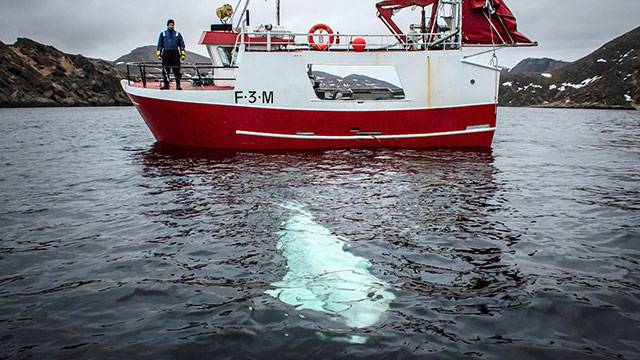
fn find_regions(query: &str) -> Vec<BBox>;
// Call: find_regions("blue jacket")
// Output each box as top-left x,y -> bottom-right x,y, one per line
157,29 -> 185,52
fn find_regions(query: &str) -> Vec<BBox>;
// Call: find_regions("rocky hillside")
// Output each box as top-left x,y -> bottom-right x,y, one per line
500,27 -> 640,109
312,71 -> 402,91
0,38 -> 130,107
509,57 -> 569,74
2,28 -> 639,109
114,45 -> 210,72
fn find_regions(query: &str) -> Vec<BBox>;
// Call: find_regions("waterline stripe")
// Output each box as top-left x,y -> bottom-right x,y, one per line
236,126 -> 496,141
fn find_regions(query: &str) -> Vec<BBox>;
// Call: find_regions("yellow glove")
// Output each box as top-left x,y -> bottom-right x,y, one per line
180,50 -> 186,61
156,50 -> 162,60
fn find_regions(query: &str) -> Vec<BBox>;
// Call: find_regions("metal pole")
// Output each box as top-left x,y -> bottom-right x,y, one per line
458,0 -> 462,48
276,0 -> 281,26
421,6 -> 427,48
235,0 -> 252,32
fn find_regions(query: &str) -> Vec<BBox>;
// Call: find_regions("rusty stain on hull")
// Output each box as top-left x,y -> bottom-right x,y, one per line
426,56 -> 432,108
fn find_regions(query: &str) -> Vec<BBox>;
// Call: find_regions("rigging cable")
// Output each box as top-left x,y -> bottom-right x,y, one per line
485,1 -> 500,108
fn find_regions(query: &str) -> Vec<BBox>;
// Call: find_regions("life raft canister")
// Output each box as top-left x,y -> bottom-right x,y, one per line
308,23 -> 335,51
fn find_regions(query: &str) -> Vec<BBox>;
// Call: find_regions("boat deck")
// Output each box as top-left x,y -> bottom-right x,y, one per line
128,82 -> 234,91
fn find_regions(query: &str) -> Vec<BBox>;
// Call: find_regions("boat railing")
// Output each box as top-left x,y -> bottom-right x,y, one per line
125,62 -> 238,88
234,30 -> 461,53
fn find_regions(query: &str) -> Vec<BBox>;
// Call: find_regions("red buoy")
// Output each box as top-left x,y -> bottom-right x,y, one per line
351,37 -> 367,52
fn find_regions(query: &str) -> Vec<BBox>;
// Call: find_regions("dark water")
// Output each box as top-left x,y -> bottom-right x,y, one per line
0,106 -> 639,359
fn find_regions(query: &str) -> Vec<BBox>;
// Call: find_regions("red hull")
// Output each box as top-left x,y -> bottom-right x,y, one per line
129,94 -> 497,150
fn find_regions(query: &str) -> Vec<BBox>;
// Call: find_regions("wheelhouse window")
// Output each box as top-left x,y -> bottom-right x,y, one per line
217,47 -> 234,67
308,65 -> 405,101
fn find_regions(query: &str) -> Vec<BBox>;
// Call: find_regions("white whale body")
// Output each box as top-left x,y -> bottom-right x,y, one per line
266,203 -> 395,329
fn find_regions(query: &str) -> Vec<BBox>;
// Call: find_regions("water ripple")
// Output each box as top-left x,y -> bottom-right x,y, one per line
0,107 -> 639,359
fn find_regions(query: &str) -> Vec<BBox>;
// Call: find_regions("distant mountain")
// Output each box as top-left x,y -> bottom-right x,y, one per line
2,29 -> 638,109
312,71 -> 342,83
500,26 -> 640,109
114,45 -> 210,72
509,57 -> 569,74
0,40 -> 213,108
0,38 -> 129,107
312,71 -> 402,91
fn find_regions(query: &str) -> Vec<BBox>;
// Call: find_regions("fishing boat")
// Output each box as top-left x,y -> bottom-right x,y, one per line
122,0 -> 535,150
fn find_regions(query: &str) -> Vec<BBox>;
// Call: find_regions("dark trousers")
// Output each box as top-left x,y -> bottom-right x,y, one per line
161,50 -> 181,88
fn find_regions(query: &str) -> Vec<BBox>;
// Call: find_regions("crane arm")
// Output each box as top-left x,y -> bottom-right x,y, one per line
376,0 -> 438,43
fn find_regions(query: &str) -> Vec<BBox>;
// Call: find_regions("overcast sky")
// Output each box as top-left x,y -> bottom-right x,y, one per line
1,0 -> 638,68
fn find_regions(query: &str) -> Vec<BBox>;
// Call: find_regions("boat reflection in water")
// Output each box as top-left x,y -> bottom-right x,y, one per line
133,143 -> 529,351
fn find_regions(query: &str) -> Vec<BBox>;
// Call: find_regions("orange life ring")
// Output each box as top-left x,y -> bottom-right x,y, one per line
308,23 -> 335,51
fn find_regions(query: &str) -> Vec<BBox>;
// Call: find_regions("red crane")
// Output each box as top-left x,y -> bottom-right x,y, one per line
375,0 -> 439,44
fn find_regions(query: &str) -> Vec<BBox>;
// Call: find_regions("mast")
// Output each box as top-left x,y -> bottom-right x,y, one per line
234,0 -> 252,32
276,0 -> 281,26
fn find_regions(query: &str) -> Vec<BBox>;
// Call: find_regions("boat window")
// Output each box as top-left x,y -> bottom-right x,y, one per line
308,65 -> 405,101
217,47 -> 234,67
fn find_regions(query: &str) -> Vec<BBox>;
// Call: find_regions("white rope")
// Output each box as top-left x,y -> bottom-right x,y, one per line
485,3 -> 500,105
483,11 -> 506,45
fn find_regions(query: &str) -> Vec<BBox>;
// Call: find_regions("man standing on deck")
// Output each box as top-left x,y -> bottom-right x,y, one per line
157,19 -> 186,90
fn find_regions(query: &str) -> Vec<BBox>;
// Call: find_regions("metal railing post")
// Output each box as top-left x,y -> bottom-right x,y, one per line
139,64 -> 147,88
194,64 -> 203,86
267,30 -> 272,52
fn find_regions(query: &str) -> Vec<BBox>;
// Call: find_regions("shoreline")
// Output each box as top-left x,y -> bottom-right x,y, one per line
1,103 -> 637,111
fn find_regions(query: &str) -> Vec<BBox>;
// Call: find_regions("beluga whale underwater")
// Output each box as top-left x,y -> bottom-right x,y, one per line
266,202 -> 395,342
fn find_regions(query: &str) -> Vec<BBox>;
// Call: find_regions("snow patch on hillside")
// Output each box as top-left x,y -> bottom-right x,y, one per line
557,76 -> 603,91
618,49 -> 634,63
524,83 -> 543,91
